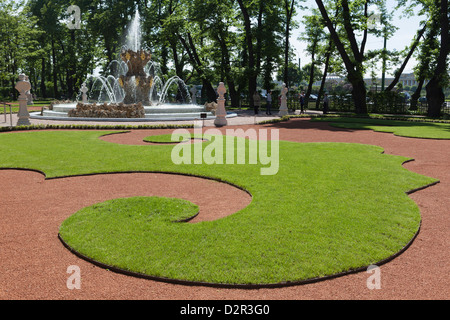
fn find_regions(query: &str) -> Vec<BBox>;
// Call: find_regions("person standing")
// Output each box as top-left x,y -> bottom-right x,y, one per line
253,91 -> 261,115
299,91 -> 305,114
266,90 -> 272,115
323,93 -> 329,114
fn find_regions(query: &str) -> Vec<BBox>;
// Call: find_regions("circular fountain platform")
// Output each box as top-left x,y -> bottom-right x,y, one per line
31,103 -> 237,122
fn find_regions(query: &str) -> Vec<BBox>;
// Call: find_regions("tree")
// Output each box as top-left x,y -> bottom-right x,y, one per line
398,0 -> 449,117
425,0 -> 449,117
299,10 -> 326,104
411,13 -> 440,108
188,0 -> 243,106
385,23 -> 427,91
0,0 -> 42,99
236,0 -> 258,107
315,0 -> 370,114
282,0 -> 300,87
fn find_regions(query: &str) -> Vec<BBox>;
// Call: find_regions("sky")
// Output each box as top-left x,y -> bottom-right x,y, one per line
291,0 -> 425,79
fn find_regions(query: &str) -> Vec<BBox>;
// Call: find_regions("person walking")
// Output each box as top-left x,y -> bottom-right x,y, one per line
266,90 -> 272,115
323,93 -> 329,114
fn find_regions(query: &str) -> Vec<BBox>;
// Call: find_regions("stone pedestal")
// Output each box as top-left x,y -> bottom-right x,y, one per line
214,82 -> 227,127
15,74 -> 31,126
278,83 -> 289,117
190,86 -> 198,105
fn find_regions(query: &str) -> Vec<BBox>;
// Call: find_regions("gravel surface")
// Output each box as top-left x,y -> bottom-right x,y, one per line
0,118 -> 448,300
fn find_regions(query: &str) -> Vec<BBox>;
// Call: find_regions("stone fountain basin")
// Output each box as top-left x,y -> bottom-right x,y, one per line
30,103 -> 237,122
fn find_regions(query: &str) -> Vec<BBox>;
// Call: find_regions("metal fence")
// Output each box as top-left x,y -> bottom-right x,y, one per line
234,93 -> 450,115
1,102 -> 13,127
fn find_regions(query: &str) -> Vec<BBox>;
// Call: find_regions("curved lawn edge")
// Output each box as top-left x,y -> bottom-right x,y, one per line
0,167 -> 252,200
57,209 -> 424,289
311,118 -> 450,140
328,122 -> 450,140
57,172 -> 439,289
0,130 -> 439,287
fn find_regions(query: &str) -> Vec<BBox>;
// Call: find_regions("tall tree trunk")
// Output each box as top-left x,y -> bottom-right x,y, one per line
385,24 -> 427,91
170,40 -> 183,79
237,0 -> 256,108
177,32 -> 217,102
217,33 -> 239,107
283,0 -> 295,87
410,77 -> 425,110
426,0 -> 449,118
305,44 -> 317,106
67,30 -> 76,99
316,0 -> 367,114
255,2 -> 264,74
316,41 -> 332,109
350,75 -> 367,114
40,57 -> 47,99
51,38 -> 58,99
316,9 -> 338,109
160,45 -> 169,76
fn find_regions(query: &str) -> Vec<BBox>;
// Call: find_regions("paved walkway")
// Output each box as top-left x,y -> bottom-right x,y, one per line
1,109 -> 323,128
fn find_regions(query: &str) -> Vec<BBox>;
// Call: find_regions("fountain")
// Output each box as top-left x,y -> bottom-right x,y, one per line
31,10 -> 237,122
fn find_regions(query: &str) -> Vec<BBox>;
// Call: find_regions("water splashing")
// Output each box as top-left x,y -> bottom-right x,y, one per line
76,10 -> 192,106
126,10 -> 141,52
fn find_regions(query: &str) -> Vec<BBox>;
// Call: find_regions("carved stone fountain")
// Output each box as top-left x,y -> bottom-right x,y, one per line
119,48 -> 153,106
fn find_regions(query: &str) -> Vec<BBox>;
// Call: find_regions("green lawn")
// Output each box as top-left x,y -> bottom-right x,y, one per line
0,130 -> 437,285
143,133 -> 205,143
312,116 -> 450,139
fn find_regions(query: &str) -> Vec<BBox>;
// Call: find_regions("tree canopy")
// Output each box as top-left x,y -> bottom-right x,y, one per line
0,0 -> 448,115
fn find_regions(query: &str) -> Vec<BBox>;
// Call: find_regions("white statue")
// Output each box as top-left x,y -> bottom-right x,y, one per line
15,74 -> 31,126
278,83 -> 289,117
24,76 -> 34,106
81,83 -> 89,103
190,86 -> 198,105
214,82 -> 227,127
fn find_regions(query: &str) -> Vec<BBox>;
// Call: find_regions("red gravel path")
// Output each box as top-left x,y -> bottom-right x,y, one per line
0,118 -> 448,300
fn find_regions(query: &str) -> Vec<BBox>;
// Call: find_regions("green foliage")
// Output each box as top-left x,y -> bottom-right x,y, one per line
0,1 -> 43,99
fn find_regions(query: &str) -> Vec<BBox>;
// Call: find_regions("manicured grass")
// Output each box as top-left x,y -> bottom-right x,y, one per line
60,197 -> 200,269
0,130 -> 437,285
312,116 -> 450,139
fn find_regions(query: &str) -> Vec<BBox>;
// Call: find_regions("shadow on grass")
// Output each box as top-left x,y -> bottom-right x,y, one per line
260,116 -> 450,139
259,117 -> 359,133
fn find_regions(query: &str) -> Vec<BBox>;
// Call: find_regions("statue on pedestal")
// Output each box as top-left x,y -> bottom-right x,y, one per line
190,86 -> 198,105
278,83 -> 289,117
81,83 -> 89,103
214,82 -> 227,127
15,74 -> 31,126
